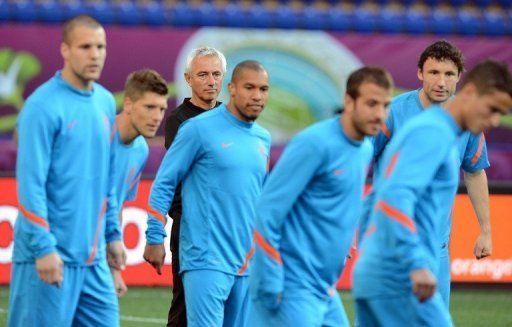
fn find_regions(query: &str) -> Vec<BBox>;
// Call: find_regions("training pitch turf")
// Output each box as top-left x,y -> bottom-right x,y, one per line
0,286 -> 511,326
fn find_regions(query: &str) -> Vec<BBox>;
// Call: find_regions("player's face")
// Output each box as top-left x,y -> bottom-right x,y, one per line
61,25 -> 106,87
126,92 -> 168,138
347,82 -> 392,137
463,87 -> 512,134
418,57 -> 460,104
228,69 -> 269,122
185,55 -> 223,106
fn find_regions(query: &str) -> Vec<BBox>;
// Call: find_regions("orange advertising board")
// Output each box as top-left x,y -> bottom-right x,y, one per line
0,178 -> 511,286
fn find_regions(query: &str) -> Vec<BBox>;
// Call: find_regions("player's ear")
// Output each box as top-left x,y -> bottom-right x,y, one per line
123,97 -> 133,114
184,72 -> 191,86
61,42 -> 69,61
460,82 -> 477,98
343,94 -> 354,112
417,68 -> 424,82
228,82 -> 235,96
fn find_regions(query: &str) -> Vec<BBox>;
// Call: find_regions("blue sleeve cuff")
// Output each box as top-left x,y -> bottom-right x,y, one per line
145,217 -> 166,245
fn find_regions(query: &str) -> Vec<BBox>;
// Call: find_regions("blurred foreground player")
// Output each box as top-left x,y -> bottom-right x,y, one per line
156,46 -> 226,327
363,40 -> 491,307
249,67 -> 393,326
353,60 -> 512,327
111,69 -> 169,297
9,15 -> 125,326
145,61 -> 271,326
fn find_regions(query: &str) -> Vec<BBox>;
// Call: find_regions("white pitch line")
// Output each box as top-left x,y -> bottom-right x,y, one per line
0,307 -> 164,325
120,315 -> 167,324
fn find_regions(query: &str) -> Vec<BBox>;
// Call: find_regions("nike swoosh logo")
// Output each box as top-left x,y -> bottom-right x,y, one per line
221,142 -> 234,148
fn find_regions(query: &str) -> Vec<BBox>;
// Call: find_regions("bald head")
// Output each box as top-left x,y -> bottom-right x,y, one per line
231,60 -> 267,83
62,15 -> 103,45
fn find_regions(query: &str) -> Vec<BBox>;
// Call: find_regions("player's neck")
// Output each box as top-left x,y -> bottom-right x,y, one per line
61,67 -> 94,91
190,96 -> 216,110
341,112 -> 363,141
116,115 -> 139,144
444,99 -> 465,131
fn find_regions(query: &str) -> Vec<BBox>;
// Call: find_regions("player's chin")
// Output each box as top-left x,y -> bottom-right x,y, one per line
142,130 -> 158,138
365,124 -> 381,136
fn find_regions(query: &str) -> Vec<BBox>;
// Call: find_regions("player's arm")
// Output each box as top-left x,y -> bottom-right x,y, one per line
253,134 -> 323,308
16,100 -> 62,286
104,102 -> 125,271
144,121 -> 202,274
372,111 -> 393,158
374,127 -> 450,301
461,133 -> 491,259
358,116 -> 394,241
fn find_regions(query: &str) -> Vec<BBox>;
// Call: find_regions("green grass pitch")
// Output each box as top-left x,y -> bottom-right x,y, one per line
1,286 -> 511,326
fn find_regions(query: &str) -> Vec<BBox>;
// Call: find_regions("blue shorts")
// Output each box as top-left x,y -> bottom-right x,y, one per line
355,293 -> 452,327
437,246 -> 451,308
249,291 -> 349,327
8,259 -> 118,327
182,269 -> 250,327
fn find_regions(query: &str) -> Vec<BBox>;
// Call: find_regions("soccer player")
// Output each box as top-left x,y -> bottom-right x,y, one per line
9,15 -> 125,326
353,60 -> 512,326
110,69 -> 169,297
162,46 -> 226,327
249,67 -> 393,326
144,60 -> 271,326
363,40 -> 491,306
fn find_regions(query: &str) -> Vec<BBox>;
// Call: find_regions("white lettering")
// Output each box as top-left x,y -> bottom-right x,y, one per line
121,206 -> 172,266
451,258 -> 512,281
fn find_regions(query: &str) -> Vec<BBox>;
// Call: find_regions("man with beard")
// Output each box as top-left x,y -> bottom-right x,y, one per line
249,66 -> 393,326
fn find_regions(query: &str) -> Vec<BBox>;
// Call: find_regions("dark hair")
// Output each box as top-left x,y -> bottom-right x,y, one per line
418,40 -> 464,74
231,60 -> 267,83
62,15 -> 102,44
346,66 -> 394,100
124,69 -> 169,101
460,60 -> 512,97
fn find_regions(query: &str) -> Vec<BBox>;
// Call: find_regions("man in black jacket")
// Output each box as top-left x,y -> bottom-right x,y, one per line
161,46 -> 226,327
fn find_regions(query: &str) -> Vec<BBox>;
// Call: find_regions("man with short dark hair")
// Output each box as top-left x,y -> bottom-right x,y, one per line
145,60 -> 271,326
110,69 -> 169,297
353,60 -> 512,327
363,40 -> 492,307
248,66 -> 393,326
143,46 -> 226,327
9,15 -> 124,326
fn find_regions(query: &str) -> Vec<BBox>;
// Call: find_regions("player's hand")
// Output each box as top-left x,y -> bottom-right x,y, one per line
111,268 -> 128,297
143,244 -> 166,275
107,240 -> 127,271
473,232 -> 492,260
410,268 -> 436,302
36,252 -> 63,287
259,291 -> 282,311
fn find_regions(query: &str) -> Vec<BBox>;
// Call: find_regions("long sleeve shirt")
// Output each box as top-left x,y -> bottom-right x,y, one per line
111,128 -> 148,213
14,71 -> 121,265
251,117 -> 373,299
146,104 -> 271,276
353,107 -> 461,298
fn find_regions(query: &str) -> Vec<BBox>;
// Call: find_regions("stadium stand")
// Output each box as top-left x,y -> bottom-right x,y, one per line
0,0 -> 510,36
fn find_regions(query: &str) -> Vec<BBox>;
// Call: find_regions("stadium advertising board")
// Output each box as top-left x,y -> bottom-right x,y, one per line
1,177 -> 511,286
